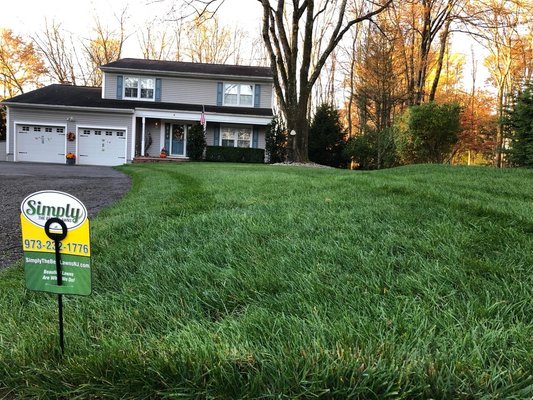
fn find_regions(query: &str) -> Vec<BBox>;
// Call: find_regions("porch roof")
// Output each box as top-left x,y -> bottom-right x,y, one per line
2,84 -> 274,118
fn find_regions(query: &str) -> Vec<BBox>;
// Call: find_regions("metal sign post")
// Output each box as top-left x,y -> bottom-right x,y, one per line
44,218 -> 68,354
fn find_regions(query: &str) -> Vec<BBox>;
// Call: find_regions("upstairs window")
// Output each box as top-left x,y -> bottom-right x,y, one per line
124,76 -> 155,100
224,83 -> 254,107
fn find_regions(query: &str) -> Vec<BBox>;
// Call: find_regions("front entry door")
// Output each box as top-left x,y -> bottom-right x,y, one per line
165,123 -> 186,156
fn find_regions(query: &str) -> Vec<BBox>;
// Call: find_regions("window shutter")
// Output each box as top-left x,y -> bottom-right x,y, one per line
217,82 -> 223,106
252,126 -> 259,148
254,84 -> 261,108
155,78 -> 162,101
116,75 -> 123,99
213,125 -> 220,145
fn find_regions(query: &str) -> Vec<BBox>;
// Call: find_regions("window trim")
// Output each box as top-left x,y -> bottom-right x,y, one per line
219,125 -> 253,148
222,82 -> 255,107
123,75 -> 156,101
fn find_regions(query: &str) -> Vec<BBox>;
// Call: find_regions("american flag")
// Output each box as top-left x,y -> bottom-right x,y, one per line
200,106 -> 206,129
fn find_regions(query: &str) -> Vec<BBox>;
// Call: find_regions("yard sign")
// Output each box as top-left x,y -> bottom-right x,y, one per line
20,190 -> 91,296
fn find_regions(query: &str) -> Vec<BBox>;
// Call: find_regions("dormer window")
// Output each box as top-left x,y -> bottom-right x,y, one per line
124,76 -> 155,100
224,83 -> 254,107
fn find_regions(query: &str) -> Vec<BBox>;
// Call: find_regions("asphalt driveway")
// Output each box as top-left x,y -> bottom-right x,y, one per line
0,162 -> 131,269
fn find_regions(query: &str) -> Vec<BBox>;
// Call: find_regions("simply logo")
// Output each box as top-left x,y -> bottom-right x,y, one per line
21,191 -> 88,230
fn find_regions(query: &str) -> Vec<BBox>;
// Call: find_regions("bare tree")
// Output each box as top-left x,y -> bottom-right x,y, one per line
138,21 -> 176,60
259,0 -> 392,162
82,8 -> 129,86
463,0 -> 532,167
33,20 -> 79,85
185,13 -> 246,64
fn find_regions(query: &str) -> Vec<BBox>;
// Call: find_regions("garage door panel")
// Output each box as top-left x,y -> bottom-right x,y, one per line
16,125 -> 65,163
78,128 -> 126,166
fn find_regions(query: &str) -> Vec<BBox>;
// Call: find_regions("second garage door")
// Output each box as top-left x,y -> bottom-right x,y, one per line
78,128 -> 126,166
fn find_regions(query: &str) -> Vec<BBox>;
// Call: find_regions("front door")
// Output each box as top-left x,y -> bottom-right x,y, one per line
164,123 -> 186,156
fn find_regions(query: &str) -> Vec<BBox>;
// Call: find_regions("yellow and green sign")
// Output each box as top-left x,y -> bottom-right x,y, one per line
20,191 -> 91,296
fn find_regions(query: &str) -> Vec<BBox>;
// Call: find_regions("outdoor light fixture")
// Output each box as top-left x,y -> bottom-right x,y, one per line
290,130 -> 296,136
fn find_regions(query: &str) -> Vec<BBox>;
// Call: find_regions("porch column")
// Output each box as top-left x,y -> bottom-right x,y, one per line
141,117 -> 146,156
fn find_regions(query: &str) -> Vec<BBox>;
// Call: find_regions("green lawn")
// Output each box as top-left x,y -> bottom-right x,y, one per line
1,163 -> 532,398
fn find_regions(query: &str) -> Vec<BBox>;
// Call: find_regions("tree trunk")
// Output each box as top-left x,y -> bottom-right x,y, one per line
429,18 -> 451,102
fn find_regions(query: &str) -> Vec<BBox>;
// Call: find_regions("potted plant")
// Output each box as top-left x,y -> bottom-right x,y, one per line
160,147 -> 168,158
66,152 -> 76,165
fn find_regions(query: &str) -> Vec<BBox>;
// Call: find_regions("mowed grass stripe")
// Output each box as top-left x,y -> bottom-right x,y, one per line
0,163 -> 531,399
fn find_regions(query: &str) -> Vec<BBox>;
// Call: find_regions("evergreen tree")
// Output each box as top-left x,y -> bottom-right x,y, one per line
309,104 -> 347,167
265,115 -> 287,163
507,82 -> 533,167
187,123 -> 206,161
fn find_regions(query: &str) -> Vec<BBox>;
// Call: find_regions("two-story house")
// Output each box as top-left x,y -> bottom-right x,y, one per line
2,58 -> 274,166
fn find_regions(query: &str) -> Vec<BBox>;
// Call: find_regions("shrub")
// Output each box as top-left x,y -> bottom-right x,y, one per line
205,146 -> 265,163
395,102 -> 461,164
345,127 -> 396,170
265,116 -> 287,163
186,123 -> 207,160
309,103 -> 348,168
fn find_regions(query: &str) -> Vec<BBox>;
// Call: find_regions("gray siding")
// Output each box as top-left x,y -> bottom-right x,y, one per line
104,73 -> 117,99
260,85 -> 273,110
0,141 -> 6,161
143,120 -> 163,157
161,77 -> 217,105
8,107 -> 134,162
104,72 -> 273,108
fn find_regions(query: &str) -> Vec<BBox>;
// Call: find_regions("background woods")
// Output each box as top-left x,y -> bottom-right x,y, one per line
1,0 -> 532,166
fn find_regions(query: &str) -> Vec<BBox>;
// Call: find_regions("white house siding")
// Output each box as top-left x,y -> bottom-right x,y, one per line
8,107 -> 133,163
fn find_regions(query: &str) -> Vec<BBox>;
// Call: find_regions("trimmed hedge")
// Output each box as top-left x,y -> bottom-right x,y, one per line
206,146 -> 265,163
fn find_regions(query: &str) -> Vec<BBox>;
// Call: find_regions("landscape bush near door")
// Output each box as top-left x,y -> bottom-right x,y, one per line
206,146 -> 265,163
186,123 -> 207,161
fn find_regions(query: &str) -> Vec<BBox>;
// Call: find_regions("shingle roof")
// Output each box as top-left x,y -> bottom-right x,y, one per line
101,58 -> 273,79
2,84 -> 274,117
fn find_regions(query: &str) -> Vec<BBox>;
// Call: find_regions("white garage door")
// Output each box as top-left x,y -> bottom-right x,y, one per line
16,124 -> 66,163
78,128 -> 126,166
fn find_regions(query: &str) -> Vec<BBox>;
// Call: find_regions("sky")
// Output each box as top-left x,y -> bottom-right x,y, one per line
1,0 -> 489,91
0,0 -> 262,56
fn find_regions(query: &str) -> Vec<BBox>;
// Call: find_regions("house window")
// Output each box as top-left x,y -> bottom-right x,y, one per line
94,130 -> 102,136
221,126 -> 251,148
116,132 -> 124,137
45,127 -> 53,132
124,76 -> 155,100
34,127 -> 41,132
22,126 -> 29,131
83,129 -> 90,135
224,83 -> 254,107
105,131 -> 113,136
57,128 -> 64,133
